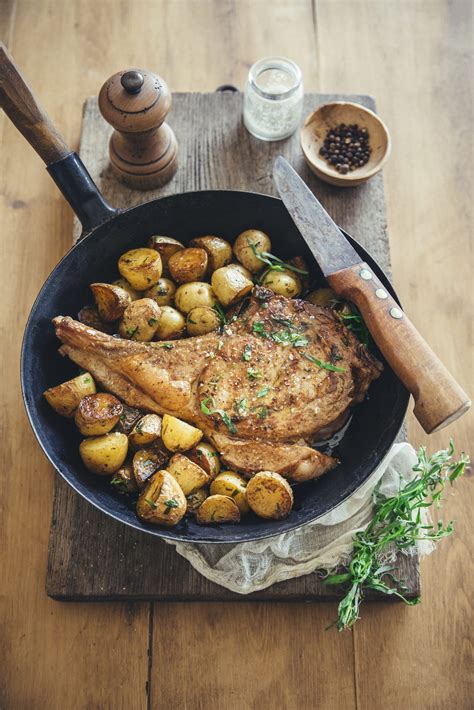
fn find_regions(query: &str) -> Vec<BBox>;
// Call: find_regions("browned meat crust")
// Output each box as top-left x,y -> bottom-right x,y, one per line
53,287 -> 382,481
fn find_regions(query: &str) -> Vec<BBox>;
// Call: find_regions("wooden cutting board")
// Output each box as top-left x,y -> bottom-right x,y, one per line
46,91 -> 419,601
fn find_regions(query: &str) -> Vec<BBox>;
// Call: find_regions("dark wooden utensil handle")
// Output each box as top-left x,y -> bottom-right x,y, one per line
0,43 -> 70,164
327,262 -> 471,433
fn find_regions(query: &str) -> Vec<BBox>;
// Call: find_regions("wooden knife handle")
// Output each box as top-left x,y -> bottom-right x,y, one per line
0,43 -> 70,164
327,262 -> 471,434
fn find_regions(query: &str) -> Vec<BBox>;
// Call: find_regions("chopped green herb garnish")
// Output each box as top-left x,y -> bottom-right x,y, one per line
257,386 -> 270,398
213,302 -> 228,325
135,419 -> 144,435
155,343 -> 174,349
271,330 -> 309,347
252,321 -> 267,336
127,326 -> 139,338
302,352 -> 346,372
187,317 -> 197,324
148,318 -> 158,326
247,367 -> 262,380
164,498 -> 179,514
247,240 -> 308,275
200,397 -> 237,434
231,489 -> 240,497
234,397 -> 248,416
255,405 -> 268,419
242,344 -> 252,361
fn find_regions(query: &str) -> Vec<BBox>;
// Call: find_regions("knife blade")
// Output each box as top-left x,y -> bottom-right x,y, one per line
272,156 -> 470,435
273,155 -> 361,276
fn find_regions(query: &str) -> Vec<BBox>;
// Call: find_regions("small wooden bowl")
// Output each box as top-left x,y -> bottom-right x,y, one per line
300,102 -> 391,187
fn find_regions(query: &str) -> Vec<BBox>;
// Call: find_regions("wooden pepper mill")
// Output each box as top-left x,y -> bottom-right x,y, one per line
98,68 -> 178,190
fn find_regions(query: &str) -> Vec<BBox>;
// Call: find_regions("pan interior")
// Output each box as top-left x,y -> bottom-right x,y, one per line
21,191 -> 408,543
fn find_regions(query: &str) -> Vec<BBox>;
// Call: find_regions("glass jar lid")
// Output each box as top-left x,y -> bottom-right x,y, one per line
248,57 -> 302,101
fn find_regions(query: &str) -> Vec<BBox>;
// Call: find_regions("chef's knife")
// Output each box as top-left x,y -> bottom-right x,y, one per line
273,156 -> 470,434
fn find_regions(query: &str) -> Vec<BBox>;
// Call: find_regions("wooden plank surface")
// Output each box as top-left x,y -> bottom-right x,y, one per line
46,90 -> 418,601
0,1 -> 472,708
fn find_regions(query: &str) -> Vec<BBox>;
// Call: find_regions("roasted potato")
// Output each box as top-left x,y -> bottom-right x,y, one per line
186,306 -> 221,336
260,268 -> 302,298
161,414 -> 203,452
136,470 -> 187,526
168,247 -> 208,284
90,282 -> 131,322
110,462 -> 138,494
78,305 -> 115,334
233,229 -> 271,273
43,372 -> 96,418
115,404 -> 143,435
211,265 -> 253,307
186,488 -> 209,514
231,263 -> 253,281
74,393 -> 123,436
245,471 -> 294,519
128,414 -> 162,449
189,236 -> 233,273
174,282 -> 216,314
306,288 -> 337,307
79,432 -> 128,475
167,453 -> 210,495
145,278 -> 177,306
118,248 -> 162,290
132,446 -> 169,490
118,298 -> 161,341
148,236 -> 185,272
112,277 -> 140,301
196,494 -> 240,524
188,441 -> 221,481
210,471 -> 250,514
154,305 -> 186,340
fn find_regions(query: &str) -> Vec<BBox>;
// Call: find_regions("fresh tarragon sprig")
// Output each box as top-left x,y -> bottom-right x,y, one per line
325,441 -> 469,631
248,240 -> 309,276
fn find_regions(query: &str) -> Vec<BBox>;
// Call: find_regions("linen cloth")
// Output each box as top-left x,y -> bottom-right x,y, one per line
166,443 -> 432,594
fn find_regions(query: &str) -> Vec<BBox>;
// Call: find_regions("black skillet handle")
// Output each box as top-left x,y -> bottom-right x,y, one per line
0,43 -> 117,234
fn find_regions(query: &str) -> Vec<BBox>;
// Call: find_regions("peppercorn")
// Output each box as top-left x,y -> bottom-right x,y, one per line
319,123 -> 371,174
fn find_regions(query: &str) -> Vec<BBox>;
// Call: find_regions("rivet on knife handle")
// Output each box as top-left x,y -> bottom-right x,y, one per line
327,262 -> 471,434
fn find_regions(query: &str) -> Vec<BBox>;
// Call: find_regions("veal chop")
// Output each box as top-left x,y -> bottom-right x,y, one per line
53,287 -> 382,481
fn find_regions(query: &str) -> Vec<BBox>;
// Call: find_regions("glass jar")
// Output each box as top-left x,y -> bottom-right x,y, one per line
243,57 -> 304,141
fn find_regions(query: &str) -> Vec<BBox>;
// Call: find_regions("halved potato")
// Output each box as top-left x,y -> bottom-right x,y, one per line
74,393 -> 123,436
233,229 -> 271,273
186,306 -> 221,336
167,453 -> 210,495
148,236 -> 185,272
145,278 -> 177,306
136,470 -> 187,526
118,298 -> 161,341
196,494 -> 240,524
168,247 -> 208,284
78,305 -> 115,334
43,372 -> 96,418
260,269 -> 302,298
112,277 -> 140,301
210,471 -> 250,514
190,236 -> 232,273
306,288 -> 337,307
154,305 -> 186,340
110,462 -> 138,494
211,265 -> 253,307
90,282 -> 132,322
245,471 -> 294,519
118,248 -> 162,290
132,446 -> 169,490
188,441 -> 221,481
186,488 -> 209,514
128,414 -> 162,449
174,282 -> 216,314
161,414 -> 203,452
79,432 -> 128,475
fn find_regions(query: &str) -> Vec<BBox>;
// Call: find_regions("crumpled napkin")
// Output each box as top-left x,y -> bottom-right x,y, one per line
166,443 -> 433,594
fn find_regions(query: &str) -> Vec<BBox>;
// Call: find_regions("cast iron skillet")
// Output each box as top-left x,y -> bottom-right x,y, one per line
1,47 -> 408,543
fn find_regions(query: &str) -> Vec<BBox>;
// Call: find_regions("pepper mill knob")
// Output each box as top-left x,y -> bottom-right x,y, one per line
98,68 -> 178,190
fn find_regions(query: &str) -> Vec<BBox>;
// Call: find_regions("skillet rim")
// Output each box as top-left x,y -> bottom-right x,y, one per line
20,189 -> 409,544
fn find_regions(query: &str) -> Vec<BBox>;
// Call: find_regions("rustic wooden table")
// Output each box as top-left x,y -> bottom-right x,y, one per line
0,1 -> 472,708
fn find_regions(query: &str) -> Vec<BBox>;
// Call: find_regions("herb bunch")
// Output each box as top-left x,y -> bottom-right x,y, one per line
325,441 -> 469,631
